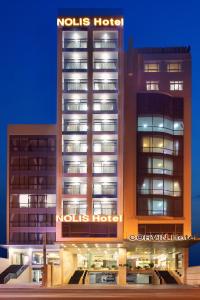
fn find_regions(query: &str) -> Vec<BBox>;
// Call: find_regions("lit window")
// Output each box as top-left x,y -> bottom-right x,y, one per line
148,199 -> 167,216
146,81 -> 159,91
170,81 -> 183,91
167,63 -> 182,72
144,63 -> 160,72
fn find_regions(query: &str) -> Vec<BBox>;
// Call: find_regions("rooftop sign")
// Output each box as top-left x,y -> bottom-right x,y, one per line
57,17 -> 124,27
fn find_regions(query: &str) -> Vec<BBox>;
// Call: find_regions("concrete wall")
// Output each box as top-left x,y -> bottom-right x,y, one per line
7,267 -> 31,285
60,250 -> 77,284
0,258 -> 10,273
186,266 -> 200,285
52,264 -> 62,286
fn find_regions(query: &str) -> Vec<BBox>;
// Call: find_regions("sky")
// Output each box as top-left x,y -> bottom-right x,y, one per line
0,0 -> 200,265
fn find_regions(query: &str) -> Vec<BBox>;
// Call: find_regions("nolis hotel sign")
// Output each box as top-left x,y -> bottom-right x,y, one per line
57,17 -> 124,27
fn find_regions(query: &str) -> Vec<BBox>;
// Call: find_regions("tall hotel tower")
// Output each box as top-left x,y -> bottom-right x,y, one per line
56,16 -> 124,241
3,13 -> 197,286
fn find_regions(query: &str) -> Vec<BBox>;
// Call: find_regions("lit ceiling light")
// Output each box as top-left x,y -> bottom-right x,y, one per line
83,244 -> 88,248
143,124 -> 148,128
174,123 -> 179,129
72,178 -> 81,183
73,33 -> 80,40
158,123 -> 163,128
157,182 -> 163,188
103,33 -> 109,40
95,244 -> 99,248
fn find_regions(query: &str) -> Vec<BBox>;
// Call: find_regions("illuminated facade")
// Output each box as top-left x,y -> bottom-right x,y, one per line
3,14 -> 197,286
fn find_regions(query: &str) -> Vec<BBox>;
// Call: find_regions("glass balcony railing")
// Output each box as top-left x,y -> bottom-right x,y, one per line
63,60 -> 87,70
93,184 -> 117,197
93,39 -> 118,49
93,202 -> 117,215
63,102 -> 87,112
93,102 -> 117,112
93,80 -> 118,91
93,163 -> 117,174
93,122 -> 117,132
63,143 -> 87,153
93,60 -> 118,70
63,184 -> 87,195
63,202 -> 87,215
63,39 -> 87,49
63,81 -> 88,92
64,163 -> 87,173
93,142 -> 117,153
63,123 -> 87,132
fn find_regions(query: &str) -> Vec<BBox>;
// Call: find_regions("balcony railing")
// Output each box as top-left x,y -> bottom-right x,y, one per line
63,39 -> 87,49
63,123 -> 87,132
93,142 -> 117,153
93,185 -> 117,197
93,204 -> 117,215
63,80 -> 88,92
64,164 -> 87,173
93,60 -> 118,70
63,143 -> 87,153
63,184 -> 87,195
93,80 -> 118,91
63,60 -> 87,70
93,163 -> 117,174
93,122 -> 117,132
93,102 -> 117,112
63,102 -> 87,112
93,39 -> 118,49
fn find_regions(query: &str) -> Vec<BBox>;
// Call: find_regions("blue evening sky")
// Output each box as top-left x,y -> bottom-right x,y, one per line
0,0 -> 200,264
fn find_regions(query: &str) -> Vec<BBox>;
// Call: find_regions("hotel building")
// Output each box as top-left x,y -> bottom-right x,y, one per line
1,14 -> 198,286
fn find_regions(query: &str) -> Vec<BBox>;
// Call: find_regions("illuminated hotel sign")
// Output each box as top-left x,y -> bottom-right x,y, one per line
128,234 -> 196,241
56,214 -> 123,222
57,17 -> 124,27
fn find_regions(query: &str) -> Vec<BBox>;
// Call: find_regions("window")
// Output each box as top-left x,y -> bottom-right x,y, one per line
139,178 -> 181,196
167,63 -> 182,72
138,116 -> 184,135
170,81 -> 183,91
63,199 -> 87,215
146,81 -> 159,91
144,63 -> 160,72
147,157 -> 173,175
93,200 -> 117,215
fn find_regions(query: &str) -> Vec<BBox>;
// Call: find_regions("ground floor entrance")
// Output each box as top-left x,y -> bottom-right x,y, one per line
6,240 -> 190,286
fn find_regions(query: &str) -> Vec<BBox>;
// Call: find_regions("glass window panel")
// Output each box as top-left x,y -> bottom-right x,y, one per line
144,63 -> 160,72
138,117 -> 152,131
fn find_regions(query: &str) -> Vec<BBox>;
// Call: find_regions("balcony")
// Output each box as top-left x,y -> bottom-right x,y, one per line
63,101 -> 87,113
93,122 -> 117,133
63,162 -> 87,174
93,60 -> 118,70
63,80 -> 87,92
63,142 -> 87,153
63,60 -> 87,70
63,200 -> 87,215
93,101 -> 117,112
63,183 -> 87,195
93,162 -> 117,175
63,122 -> 87,134
93,183 -> 117,197
93,142 -> 117,153
93,200 -> 117,215
93,80 -> 118,91
93,39 -> 118,49
63,39 -> 87,49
